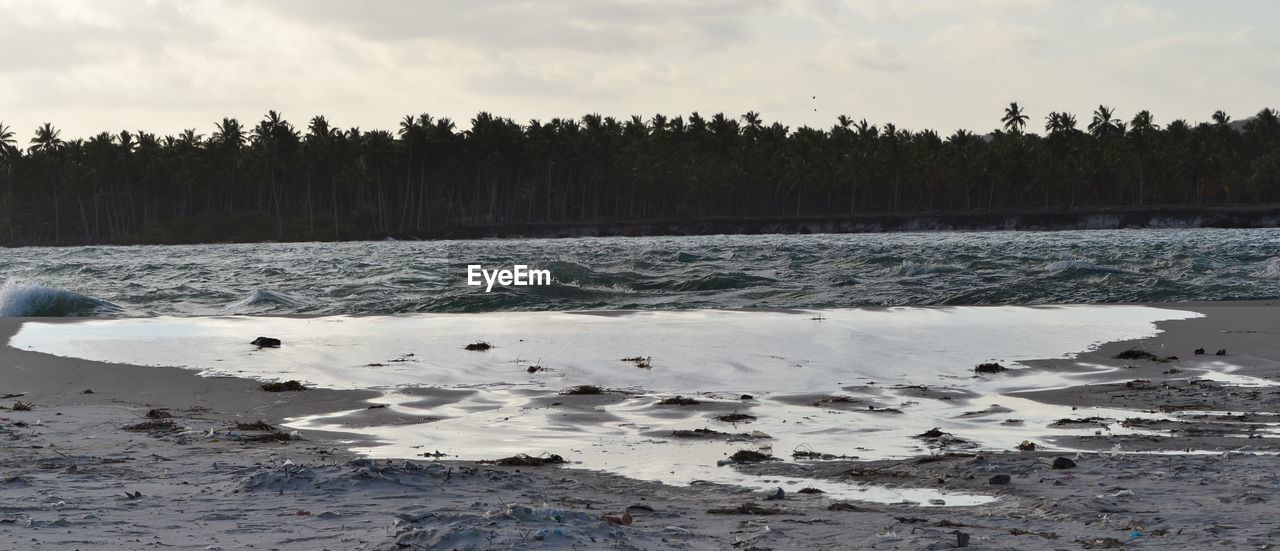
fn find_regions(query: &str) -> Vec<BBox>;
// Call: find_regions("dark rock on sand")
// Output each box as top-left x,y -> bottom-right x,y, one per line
1216,348 -> 1227,356
724,449 -> 777,463
916,427 -> 946,438
1194,348 -> 1206,355
259,380 -> 307,392
974,363 -> 1007,374
989,474 -> 1011,485
250,337 -> 281,348
1052,457 -> 1077,469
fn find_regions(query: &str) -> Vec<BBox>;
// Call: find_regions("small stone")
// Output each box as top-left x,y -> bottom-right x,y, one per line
1194,348 -> 1205,355
1052,457 -> 1076,469
989,474 -> 1011,485
1215,349 -> 1227,356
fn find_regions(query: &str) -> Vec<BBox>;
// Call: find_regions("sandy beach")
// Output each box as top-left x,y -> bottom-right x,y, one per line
4,303 -> 1280,549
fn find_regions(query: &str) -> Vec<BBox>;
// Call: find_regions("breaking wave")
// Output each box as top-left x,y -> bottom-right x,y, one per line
0,282 -> 121,317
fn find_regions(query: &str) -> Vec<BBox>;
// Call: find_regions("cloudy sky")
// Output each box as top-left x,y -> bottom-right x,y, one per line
1,0 -> 1276,140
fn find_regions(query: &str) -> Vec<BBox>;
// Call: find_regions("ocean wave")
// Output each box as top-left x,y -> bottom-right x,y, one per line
1261,257 -> 1280,278
893,260 -> 963,277
228,289 -> 309,312
663,272 -> 777,292
0,282 -> 121,317
1044,260 -> 1135,275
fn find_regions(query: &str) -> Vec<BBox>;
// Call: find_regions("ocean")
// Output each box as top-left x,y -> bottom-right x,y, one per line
1,228 -> 1278,317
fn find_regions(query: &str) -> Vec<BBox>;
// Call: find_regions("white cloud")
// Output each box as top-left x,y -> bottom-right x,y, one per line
0,0 -> 1275,139
1100,2 -> 1167,28
824,38 -> 905,71
924,21 -> 1043,60
843,0 -> 1050,22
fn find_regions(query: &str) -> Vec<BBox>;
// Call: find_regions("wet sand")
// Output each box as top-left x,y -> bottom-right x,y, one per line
4,303 -> 1280,549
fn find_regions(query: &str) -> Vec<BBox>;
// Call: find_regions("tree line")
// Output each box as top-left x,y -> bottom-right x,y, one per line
0,104 -> 1278,245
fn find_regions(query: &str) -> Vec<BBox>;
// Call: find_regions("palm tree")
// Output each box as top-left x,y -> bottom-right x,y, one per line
1044,112 -> 1078,136
30,123 -> 65,242
1001,102 -> 1029,134
30,123 -> 63,153
1088,105 -> 1122,137
0,122 -> 16,241
1128,110 -> 1159,205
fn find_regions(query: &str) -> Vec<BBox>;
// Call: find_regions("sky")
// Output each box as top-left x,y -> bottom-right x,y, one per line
1,0 -> 1277,140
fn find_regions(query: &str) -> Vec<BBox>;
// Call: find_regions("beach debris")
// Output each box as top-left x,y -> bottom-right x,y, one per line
482,453 -> 567,467
235,420 -> 274,431
1076,537 -> 1126,549
764,487 -> 785,500
10,401 -> 32,411
242,432 -> 292,443
124,491 -> 143,500
464,341 -> 493,351
1216,348 -> 1227,356
1017,440 -> 1037,451
1114,348 -> 1175,362
259,380 -> 307,392
123,419 -> 177,432
706,502 -> 784,515
989,474 -> 1012,485
721,449 -> 777,463
1009,528 -> 1060,540
657,395 -> 701,406
715,412 -> 757,423
620,356 -> 652,368
526,364 -> 544,373
250,336 -> 281,348
865,405 -> 903,413
601,511 -> 634,526
671,428 -> 735,439
0,393 -> 24,399
559,385 -> 604,395
915,453 -> 976,464
80,389 -> 94,394
1052,457 -> 1077,469
814,395 -> 858,406
1050,416 -> 1109,427
917,427 -> 947,438
145,409 -> 171,419
1194,348 -> 1205,355
797,487 -> 825,495
974,362 -> 1007,374
740,394 -> 754,400
367,404 -> 388,409
792,445 -> 857,460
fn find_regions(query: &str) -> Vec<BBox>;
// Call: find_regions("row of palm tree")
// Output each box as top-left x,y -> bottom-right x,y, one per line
1,104 -> 1278,245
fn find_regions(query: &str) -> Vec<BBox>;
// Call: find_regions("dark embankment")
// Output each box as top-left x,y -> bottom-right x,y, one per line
415,205 -> 1280,240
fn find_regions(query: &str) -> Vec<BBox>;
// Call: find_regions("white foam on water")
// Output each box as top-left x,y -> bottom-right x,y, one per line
9,305 -> 1204,505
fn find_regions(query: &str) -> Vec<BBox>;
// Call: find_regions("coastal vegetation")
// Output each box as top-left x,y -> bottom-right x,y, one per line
1,105 -> 1278,245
